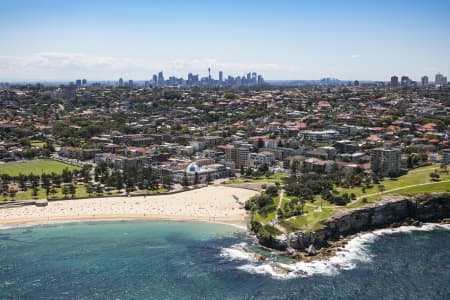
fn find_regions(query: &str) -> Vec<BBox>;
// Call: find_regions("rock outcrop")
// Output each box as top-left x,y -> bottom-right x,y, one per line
258,193 -> 450,252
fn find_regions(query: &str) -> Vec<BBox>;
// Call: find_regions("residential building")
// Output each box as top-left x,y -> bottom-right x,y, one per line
370,147 -> 401,177
224,145 -> 249,170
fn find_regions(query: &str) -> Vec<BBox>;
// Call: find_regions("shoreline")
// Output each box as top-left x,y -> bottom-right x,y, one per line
0,214 -> 249,230
0,186 -> 258,231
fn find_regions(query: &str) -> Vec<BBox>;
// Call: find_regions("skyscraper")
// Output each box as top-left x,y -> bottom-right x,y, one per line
400,76 -> 410,87
421,76 -> 429,86
118,78 -> 124,87
390,76 -> 399,87
219,71 -> 223,82
257,75 -> 264,85
435,73 -> 447,85
158,71 -> 164,86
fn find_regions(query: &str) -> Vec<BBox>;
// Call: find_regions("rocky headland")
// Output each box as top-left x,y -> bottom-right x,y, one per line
256,193 -> 450,258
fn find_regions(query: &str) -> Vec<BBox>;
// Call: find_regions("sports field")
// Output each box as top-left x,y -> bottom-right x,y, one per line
0,160 -> 80,176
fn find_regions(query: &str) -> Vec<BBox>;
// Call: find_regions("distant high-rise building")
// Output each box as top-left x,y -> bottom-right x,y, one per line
421,76 -> 429,86
257,75 -> 264,85
390,76 -> 399,87
370,147 -> 401,177
128,80 -> 134,87
118,78 -> 124,87
219,71 -> 223,82
435,73 -> 447,85
64,86 -> 77,101
158,71 -> 164,86
152,74 -> 158,84
82,79 -> 87,85
353,80 -> 359,86
75,79 -> 82,87
208,67 -> 211,82
400,76 -> 410,87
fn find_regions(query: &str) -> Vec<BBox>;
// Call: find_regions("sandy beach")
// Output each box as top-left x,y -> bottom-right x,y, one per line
0,186 -> 258,228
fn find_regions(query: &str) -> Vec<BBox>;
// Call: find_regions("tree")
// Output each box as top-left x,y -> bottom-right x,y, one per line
265,185 -> 278,197
62,168 -> 73,183
429,171 -> 440,181
95,184 -> 104,196
62,185 -> 70,198
50,186 -> 57,199
68,184 -> 77,198
81,165 -> 92,183
32,187 -> 39,199
86,183 -> 94,197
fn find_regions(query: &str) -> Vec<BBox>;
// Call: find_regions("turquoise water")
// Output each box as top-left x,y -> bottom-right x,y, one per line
1,221 -> 449,299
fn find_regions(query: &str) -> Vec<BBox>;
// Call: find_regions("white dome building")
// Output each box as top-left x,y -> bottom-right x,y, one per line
186,163 -> 200,174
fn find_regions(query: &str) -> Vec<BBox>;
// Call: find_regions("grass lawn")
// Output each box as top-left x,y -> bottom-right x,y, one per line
1,184 -> 121,201
337,165 -> 449,198
2,186 -> 173,202
276,165 -> 449,232
30,140 -> 46,148
227,172 -> 288,184
0,160 -> 81,176
132,188 -> 169,195
284,207 -> 335,232
252,195 -> 280,224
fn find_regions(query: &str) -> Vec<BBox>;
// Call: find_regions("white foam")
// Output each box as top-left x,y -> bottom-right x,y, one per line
220,243 -> 259,262
222,223 -> 450,279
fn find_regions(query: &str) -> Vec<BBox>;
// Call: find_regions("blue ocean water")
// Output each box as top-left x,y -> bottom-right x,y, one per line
0,221 -> 449,299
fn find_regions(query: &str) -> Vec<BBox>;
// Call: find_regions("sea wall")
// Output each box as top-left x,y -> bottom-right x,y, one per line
259,193 -> 450,252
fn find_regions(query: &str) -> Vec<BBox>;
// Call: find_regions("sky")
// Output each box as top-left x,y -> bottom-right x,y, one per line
0,0 -> 449,81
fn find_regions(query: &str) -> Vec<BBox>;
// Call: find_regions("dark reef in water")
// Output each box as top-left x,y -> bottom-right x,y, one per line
257,193 -> 450,257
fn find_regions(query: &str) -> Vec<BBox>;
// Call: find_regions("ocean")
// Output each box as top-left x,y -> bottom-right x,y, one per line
0,221 -> 449,299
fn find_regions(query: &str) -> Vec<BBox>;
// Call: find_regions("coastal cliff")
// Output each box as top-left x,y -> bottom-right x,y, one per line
257,193 -> 450,253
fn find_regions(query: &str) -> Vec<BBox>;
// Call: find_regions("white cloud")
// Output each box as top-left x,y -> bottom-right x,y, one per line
351,54 -> 361,59
0,52 -> 143,80
0,52 -> 295,80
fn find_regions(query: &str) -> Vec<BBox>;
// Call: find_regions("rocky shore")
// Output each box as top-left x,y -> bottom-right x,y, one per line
257,193 -> 450,258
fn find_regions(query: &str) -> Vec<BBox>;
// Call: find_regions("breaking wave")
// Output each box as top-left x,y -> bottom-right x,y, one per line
220,223 -> 450,279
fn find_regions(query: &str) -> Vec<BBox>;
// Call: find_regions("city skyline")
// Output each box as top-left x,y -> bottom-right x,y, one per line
0,0 -> 449,81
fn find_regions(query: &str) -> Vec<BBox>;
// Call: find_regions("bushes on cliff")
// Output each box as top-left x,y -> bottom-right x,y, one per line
244,188 -> 278,212
245,194 -> 274,211
250,220 -> 281,239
